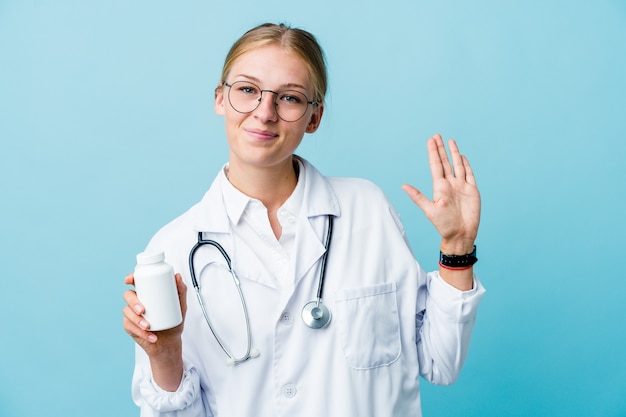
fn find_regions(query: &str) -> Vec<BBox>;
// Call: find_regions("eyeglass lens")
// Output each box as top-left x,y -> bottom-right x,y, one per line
226,81 -> 312,122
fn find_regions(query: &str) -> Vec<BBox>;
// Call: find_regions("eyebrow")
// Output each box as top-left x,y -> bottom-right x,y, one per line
233,74 -> 308,91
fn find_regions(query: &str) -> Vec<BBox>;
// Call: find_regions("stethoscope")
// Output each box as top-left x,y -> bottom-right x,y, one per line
188,215 -> 334,366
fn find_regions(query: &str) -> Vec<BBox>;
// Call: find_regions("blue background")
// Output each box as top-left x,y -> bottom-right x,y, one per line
1,1 -> 625,416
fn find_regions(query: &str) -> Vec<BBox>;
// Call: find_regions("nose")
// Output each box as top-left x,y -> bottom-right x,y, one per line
253,90 -> 279,122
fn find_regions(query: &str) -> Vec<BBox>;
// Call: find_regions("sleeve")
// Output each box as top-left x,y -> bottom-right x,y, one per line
131,345 -> 211,417
415,270 -> 486,385
380,187 -> 485,385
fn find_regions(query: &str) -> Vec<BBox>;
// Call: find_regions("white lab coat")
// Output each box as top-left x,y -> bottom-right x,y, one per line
132,157 -> 485,417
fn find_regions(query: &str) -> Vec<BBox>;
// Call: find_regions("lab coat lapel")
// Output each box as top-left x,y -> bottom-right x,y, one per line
292,157 -> 341,287
293,216 -> 327,288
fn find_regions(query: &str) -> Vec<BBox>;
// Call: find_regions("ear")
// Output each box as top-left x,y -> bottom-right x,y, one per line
214,87 -> 225,116
305,104 -> 324,133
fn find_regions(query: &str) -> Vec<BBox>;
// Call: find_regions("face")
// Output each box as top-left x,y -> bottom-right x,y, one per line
215,45 -> 324,172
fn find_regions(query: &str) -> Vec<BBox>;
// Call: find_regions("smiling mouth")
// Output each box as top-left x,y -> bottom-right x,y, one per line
246,128 -> 279,141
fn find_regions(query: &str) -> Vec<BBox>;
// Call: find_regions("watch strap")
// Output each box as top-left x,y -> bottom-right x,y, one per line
439,245 -> 477,269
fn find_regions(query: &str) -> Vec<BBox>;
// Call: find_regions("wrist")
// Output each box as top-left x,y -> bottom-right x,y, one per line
440,238 -> 476,255
149,344 -> 184,392
149,340 -> 183,363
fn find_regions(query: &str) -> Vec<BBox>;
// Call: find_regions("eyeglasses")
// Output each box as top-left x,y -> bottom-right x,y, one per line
223,80 -> 318,122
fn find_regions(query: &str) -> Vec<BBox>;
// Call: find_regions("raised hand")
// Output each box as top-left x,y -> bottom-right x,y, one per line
402,134 -> 481,257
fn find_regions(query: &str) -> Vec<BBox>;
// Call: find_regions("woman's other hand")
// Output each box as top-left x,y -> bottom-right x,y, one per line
123,273 -> 187,391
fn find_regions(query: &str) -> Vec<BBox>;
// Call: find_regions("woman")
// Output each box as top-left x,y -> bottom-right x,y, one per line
123,22 -> 485,416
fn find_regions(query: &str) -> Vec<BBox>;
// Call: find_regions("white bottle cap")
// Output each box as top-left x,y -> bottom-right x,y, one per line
136,251 -> 165,265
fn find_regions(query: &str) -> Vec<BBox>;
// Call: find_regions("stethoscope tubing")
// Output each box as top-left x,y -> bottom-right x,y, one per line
189,235 -> 254,365
315,215 -> 333,304
188,215 -> 334,365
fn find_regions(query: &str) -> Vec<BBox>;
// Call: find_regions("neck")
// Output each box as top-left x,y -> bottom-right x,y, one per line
226,157 -> 299,213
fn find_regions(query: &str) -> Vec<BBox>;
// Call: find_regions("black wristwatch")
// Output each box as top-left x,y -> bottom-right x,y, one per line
439,245 -> 478,269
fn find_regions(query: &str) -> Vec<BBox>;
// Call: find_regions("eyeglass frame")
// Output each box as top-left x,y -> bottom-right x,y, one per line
222,80 -> 319,122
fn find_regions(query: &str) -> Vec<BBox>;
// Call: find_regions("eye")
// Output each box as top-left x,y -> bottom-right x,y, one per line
279,91 -> 304,104
237,83 -> 259,95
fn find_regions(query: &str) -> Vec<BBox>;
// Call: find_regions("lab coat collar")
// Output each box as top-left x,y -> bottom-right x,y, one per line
219,166 -> 250,227
190,168 -> 230,234
191,156 -> 341,233
295,155 -> 341,219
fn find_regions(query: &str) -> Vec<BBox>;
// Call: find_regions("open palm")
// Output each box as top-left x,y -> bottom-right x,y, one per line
402,134 -> 481,254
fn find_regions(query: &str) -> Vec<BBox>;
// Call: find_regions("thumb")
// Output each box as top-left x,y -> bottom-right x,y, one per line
402,184 -> 432,215
174,273 -> 188,316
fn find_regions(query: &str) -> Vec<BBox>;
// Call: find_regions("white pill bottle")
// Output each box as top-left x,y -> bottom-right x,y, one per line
134,251 -> 183,331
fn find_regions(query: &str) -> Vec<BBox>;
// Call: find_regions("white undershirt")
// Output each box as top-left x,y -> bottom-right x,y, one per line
220,160 -> 305,288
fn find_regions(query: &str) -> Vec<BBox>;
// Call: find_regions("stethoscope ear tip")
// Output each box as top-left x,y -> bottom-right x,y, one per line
250,348 -> 260,358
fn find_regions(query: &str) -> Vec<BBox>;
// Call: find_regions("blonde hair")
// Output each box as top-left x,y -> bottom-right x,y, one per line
218,23 -> 327,104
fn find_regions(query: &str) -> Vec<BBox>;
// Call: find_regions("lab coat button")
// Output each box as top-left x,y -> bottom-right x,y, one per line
280,312 -> 293,325
281,383 -> 297,398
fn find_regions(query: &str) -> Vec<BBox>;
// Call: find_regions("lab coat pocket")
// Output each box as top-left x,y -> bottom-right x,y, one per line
335,282 -> 401,369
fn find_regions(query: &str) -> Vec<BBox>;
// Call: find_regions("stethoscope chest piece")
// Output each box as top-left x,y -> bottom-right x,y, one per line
301,300 -> 332,329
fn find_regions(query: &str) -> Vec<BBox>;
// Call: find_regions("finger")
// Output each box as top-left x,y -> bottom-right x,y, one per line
427,136 -> 445,180
124,273 -> 135,285
462,155 -> 477,186
448,139 -> 466,180
122,275 -> 158,345
433,134 -> 453,179
123,313 -> 158,344
402,184 -> 434,217
174,273 -> 188,316
175,273 -> 187,295
122,304 -> 150,331
123,289 -> 145,316
122,300 -> 157,343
